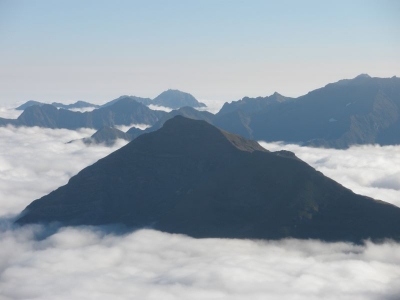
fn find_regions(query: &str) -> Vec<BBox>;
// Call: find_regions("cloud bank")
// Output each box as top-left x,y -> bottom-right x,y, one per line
0,226 -> 399,300
259,142 -> 400,208
0,125 -> 127,216
0,107 -> 22,119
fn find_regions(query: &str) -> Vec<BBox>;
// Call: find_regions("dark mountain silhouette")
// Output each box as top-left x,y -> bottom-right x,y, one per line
216,75 -> 400,148
16,100 -> 99,110
16,116 -> 400,243
81,126 -> 132,146
2,97 -> 166,130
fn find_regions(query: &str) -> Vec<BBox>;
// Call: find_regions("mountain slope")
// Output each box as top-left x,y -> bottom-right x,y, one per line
16,116 -> 400,243
15,100 -> 44,110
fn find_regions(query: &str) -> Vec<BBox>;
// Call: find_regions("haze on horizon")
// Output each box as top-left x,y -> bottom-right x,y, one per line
0,0 -> 399,105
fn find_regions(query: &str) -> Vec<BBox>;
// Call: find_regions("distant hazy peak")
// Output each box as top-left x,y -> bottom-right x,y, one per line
354,73 -> 371,79
153,90 -> 206,109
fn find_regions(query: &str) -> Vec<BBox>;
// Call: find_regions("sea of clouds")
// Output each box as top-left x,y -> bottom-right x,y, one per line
0,107 -> 399,299
259,142 -> 400,208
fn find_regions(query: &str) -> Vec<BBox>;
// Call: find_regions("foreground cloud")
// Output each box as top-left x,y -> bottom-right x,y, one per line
259,142 -> 400,208
0,226 -> 399,300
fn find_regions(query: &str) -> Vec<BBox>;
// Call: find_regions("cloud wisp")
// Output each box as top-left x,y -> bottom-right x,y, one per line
259,142 -> 400,208
147,104 -> 174,112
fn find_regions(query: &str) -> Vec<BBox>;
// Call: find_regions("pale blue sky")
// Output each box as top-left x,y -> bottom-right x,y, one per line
0,0 -> 399,105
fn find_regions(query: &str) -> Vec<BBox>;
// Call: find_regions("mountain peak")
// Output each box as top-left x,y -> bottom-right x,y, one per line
153,90 -> 206,109
161,116 -> 266,153
354,73 -> 371,79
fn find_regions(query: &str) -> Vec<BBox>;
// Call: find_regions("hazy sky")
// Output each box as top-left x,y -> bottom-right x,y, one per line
0,0 -> 399,105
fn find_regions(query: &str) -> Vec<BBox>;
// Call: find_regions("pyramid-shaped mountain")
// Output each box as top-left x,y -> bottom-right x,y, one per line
82,126 -> 132,146
16,116 -> 400,242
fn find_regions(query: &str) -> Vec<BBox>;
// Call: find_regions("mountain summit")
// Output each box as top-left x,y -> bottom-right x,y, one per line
16,116 -> 400,242
152,89 -> 206,108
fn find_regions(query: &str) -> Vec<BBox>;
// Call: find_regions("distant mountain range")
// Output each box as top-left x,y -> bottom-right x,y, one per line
114,90 -> 206,109
215,74 -> 400,148
15,89 -> 206,111
3,75 -> 400,149
1,98 -> 165,129
16,116 -> 400,243
16,100 -> 100,110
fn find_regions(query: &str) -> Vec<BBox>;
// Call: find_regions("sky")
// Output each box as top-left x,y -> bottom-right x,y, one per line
0,124 -> 399,299
0,0 -> 399,106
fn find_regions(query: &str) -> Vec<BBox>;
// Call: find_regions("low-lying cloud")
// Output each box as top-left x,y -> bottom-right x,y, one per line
148,104 -> 174,112
115,123 -> 151,132
0,226 -> 399,300
0,125 -> 127,216
0,107 -> 22,119
259,142 -> 400,208
68,107 -> 97,113
1,114 -> 400,299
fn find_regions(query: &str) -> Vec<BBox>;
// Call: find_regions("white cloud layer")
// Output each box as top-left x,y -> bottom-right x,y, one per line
147,104 -> 173,112
115,123 -> 151,132
259,142 -> 400,208
0,115 -> 400,299
0,125 -> 127,217
0,226 -> 399,300
68,107 -> 97,113
0,107 -> 22,119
